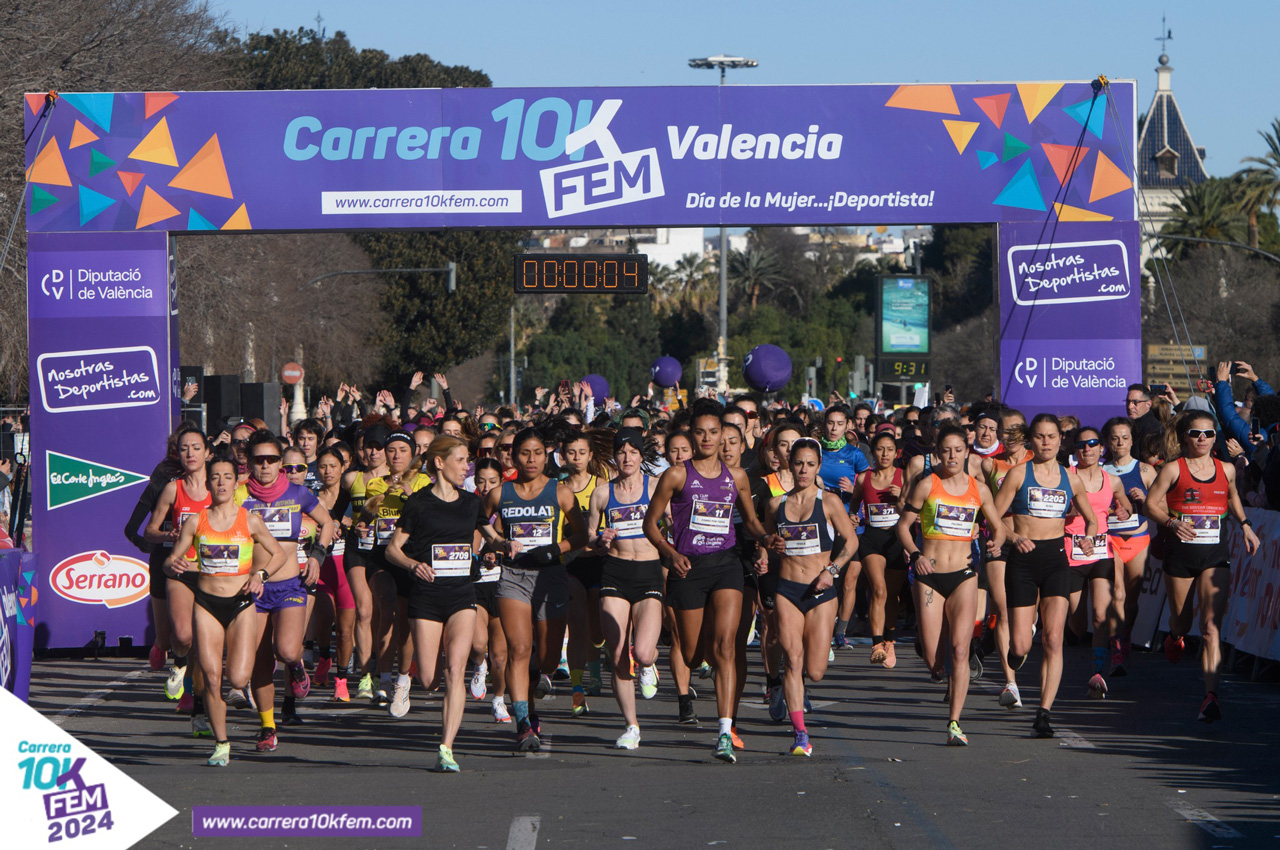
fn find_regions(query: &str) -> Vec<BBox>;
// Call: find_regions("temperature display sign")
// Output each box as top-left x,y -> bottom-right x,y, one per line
515,254 -> 648,294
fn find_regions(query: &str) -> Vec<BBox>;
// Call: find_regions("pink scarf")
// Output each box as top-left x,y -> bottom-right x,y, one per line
246,475 -> 290,504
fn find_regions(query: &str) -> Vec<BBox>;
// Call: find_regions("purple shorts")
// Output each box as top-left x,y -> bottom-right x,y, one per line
255,574 -> 308,613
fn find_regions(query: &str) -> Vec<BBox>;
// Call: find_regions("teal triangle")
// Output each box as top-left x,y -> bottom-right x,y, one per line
15,609 -> 26,626
78,184 -> 118,225
187,209 -> 218,231
22,570 -> 35,583
61,93 -> 114,132
993,159 -> 1046,212
1001,132 -> 1030,162
976,150 -> 999,170
1063,94 -> 1107,140
30,185 -> 59,213
88,148 -> 116,177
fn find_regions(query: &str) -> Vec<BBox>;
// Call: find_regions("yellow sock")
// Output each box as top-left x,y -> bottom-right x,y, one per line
570,669 -> 583,689
258,709 -> 275,730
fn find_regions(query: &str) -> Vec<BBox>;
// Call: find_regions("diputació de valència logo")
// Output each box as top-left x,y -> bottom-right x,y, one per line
2,688 -> 177,848
539,100 -> 665,218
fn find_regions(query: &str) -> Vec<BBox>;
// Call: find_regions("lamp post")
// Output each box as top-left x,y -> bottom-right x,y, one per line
689,54 -> 757,392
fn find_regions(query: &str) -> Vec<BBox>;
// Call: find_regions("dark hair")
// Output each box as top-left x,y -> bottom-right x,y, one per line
316,446 -> 345,467
511,426 -> 548,456
936,424 -> 969,449
1100,417 -> 1133,463
1176,409 -> 1216,444
1070,425 -> 1101,446
689,398 -> 724,427
722,421 -> 744,441
1127,383 -> 1151,399
292,417 -> 326,444
731,393 -> 758,407
207,449 -> 238,479
871,430 -> 899,450
790,437 -> 822,463
247,429 -> 283,455
825,403 -> 851,422
1028,412 -> 1062,434
473,457 -> 504,479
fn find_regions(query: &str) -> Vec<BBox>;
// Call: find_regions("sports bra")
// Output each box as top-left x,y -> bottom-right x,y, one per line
919,473 -> 982,541
775,491 -> 836,557
860,468 -> 903,530
605,477 -> 650,541
1009,463 -> 1073,519
169,478 -> 211,559
195,507 -> 253,577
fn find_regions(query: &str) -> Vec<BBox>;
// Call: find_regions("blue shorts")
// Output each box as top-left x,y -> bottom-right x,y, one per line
255,574 -> 308,613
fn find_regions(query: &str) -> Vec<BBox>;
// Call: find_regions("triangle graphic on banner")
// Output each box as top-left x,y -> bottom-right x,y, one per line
145,92 -> 179,119
135,186 -> 181,230
1064,94 -> 1108,140
1054,202 -> 1114,222
168,135 -> 233,198
127,117 -> 178,167
973,93 -> 1010,128
77,185 -> 118,226
25,93 -> 45,116
0,689 -> 178,847
88,149 -> 116,177
976,150 -> 999,170
942,119 -> 979,154
1041,143 -> 1090,185
221,203 -> 251,230
1015,83 -> 1063,124
46,451 -> 148,510
1001,132 -> 1031,162
1089,151 -> 1133,202
187,209 -> 219,231
885,84 -> 960,114
30,186 -> 60,214
25,137 -> 72,187
61,93 -> 115,132
993,160 -> 1046,211
117,171 -> 144,196
69,120 -> 99,150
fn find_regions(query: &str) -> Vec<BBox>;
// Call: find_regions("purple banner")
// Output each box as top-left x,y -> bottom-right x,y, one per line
0,550 -> 34,700
24,83 -> 1136,233
997,221 -> 1142,429
192,806 -> 421,838
27,232 -> 173,650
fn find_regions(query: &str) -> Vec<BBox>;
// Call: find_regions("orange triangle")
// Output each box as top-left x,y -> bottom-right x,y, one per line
69,119 -> 99,149
973,93 -> 1010,129
942,119 -> 979,155
135,185 -> 181,229
26,93 -> 46,115
1016,83 -> 1064,124
1089,151 -> 1133,203
25,137 -> 72,187
1054,202 -> 1113,222
145,92 -> 179,119
221,203 -> 251,231
1041,143 -> 1090,185
885,84 -> 960,115
118,171 -> 144,196
128,117 -> 178,166
168,135 -> 233,198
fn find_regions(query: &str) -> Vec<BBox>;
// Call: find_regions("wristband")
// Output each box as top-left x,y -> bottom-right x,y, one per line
825,563 -> 841,579
1241,518 -> 1253,527
256,569 -> 269,582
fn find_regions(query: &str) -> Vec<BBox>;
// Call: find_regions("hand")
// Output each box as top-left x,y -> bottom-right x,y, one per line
475,404 -> 486,417
942,388 -> 955,404
337,383 -> 349,401
423,398 -> 439,412
1226,438 -> 1245,459
838,476 -> 855,493
0,458 -> 12,476
813,570 -> 834,593
409,371 -> 424,391
163,556 -> 187,577
349,385 -> 363,401
912,553 -> 935,575
506,539 -> 524,557
647,382 -> 655,398
534,386 -> 548,401
243,573 -> 265,599
985,538 -> 1003,560
577,380 -> 591,400
1113,504 -> 1130,522
1235,361 -> 1259,382
1163,386 -> 1180,406
434,372 -> 449,391
1244,524 -> 1261,555
670,552 -> 691,578
279,398 -> 289,421
1127,486 -> 1145,502
378,389 -> 396,408
599,528 -> 618,545
886,484 -> 901,498
631,395 -> 643,407
303,557 -> 321,586
753,552 -> 769,575
1216,361 -> 1232,383
412,562 -> 436,582
1169,518 -> 1196,543
181,381 -> 199,402
1075,535 -> 1095,558
1015,535 -> 1035,554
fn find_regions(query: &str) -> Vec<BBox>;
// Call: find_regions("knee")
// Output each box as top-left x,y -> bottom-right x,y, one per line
507,639 -> 532,659
713,635 -> 736,661
808,665 -> 827,683
871,584 -> 887,602
633,647 -> 657,668
1041,632 -> 1063,654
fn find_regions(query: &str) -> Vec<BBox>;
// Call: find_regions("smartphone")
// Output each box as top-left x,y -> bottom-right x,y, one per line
945,384 -> 953,394
1152,383 -> 1169,395
1230,363 -> 1241,376
1252,417 -> 1261,437
558,379 -> 570,396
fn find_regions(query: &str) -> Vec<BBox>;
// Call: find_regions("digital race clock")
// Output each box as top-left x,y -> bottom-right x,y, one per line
514,253 -> 648,294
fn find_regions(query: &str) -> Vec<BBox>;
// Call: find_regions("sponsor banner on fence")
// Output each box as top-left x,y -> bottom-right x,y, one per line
25,83 -> 1135,233
1220,508 -> 1280,662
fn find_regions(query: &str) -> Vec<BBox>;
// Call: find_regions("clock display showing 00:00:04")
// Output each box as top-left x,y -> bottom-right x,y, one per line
515,254 -> 648,293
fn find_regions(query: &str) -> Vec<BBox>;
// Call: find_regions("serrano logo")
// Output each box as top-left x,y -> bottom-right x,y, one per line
49,551 -> 150,608
540,100 -> 664,218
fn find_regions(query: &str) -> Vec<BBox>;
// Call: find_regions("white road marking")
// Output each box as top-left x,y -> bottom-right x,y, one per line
506,814 -> 541,850
52,669 -> 148,725
1167,800 -> 1244,839
1057,730 -> 1096,749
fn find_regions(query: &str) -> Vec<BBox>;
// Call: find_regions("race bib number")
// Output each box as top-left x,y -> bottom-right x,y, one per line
331,536 -> 346,557
296,541 -> 308,565
161,518 -> 174,548
476,562 -> 501,583
608,505 -> 646,538
690,498 -> 733,536
1027,487 -> 1067,519
375,516 -> 397,546
867,503 -> 899,529
779,523 -> 821,556
253,506 -> 294,539
510,521 -> 554,550
199,543 -> 242,575
935,503 -> 977,538
357,525 -> 375,551
1179,513 -> 1221,544
1109,510 -> 1141,532
1071,534 -> 1110,561
431,544 -> 473,577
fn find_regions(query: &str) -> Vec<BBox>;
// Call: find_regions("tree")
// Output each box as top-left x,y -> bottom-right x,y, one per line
728,244 -> 783,309
1236,118 -> 1280,249
1160,178 -> 1247,259
673,252 -> 713,312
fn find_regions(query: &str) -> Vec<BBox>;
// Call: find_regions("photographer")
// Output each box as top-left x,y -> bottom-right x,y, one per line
1213,361 -> 1275,462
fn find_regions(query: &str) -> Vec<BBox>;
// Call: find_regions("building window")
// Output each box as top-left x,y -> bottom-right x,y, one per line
1156,149 -> 1178,180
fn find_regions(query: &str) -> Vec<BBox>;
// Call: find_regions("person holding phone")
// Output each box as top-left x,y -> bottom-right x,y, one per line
1213,360 -> 1276,462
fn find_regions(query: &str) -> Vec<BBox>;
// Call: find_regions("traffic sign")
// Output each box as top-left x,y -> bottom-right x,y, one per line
281,362 -> 304,385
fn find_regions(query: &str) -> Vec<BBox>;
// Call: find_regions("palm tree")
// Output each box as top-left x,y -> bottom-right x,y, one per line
728,245 -> 783,309
1235,118 -> 1280,249
1160,178 -> 1247,260
673,252 -> 713,312
647,261 -> 680,314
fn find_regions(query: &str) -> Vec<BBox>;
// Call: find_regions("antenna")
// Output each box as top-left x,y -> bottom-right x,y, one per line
1155,13 -> 1172,53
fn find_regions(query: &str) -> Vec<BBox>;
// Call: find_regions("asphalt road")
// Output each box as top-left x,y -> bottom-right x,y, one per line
28,636 -> 1280,850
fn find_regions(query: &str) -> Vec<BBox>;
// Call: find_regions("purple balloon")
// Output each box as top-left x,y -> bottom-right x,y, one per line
650,356 -> 682,388
742,344 -> 792,392
583,373 -> 610,400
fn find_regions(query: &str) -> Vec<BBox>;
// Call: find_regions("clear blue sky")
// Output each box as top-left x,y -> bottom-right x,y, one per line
212,0 -> 1278,178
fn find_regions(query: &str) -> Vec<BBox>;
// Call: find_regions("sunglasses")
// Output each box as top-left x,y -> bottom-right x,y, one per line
252,455 -> 281,465
232,439 -> 249,447
499,443 -> 514,452
282,463 -> 307,474
744,410 -> 759,420
1187,429 -> 1217,439
478,447 -> 494,458
481,422 -> 500,431
1074,439 -> 1101,449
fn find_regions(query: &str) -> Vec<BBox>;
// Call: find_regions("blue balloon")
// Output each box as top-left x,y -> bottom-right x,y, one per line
650,356 -> 682,388
583,374 -> 610,400
742,344 -> 792,392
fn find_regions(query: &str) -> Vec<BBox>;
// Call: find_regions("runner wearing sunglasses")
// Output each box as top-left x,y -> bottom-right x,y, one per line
848,428 -> 907,668
341,423 -> 391,701
1144,412 -> 1260,722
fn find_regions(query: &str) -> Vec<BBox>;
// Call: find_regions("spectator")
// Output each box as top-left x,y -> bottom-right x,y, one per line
1126,384 -> 1164,444
1213,360 -> 1276,460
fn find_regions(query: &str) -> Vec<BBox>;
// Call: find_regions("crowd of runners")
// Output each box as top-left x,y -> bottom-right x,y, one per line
124,365 -> 1265,769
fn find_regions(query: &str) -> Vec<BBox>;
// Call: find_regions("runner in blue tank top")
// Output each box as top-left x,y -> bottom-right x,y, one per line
1101,417 -> 1158,676
644,399 -> 776,764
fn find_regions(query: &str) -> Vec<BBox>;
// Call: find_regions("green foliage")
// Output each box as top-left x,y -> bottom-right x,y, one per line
1161,177 -> 1248,258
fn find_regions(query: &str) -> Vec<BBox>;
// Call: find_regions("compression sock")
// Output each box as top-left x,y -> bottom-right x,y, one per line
1092,647 -> 1107,675
789,710 -> 807,734
320,645 -> 332,660
834,619 -> 849,639
192,694 -> 205,717
884,628 -> 896,643
282,695 -> 296,716
678,693 -> 694,711
587,659 -> 602,686
513,700 -> 530,725
570,669 -> 584,694
379,672 -> 393,690
173,654 -> 188,668
258,709 -> 275,730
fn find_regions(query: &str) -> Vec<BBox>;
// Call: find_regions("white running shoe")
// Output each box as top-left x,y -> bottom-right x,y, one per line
492,695 -> 512,723
470,661 -> 488,701
225,686 -> 247,710
615,725 -> 641,750
388,679 -> 411,717
999,682 -> 1023,709
165,664 -> 186,700
639,665 -> 658,700
534,673 -> 554,699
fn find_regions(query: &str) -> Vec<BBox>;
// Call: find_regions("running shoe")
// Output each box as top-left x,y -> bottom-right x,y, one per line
470,661 -> 488,701
177,692 -> 194,714
790,731 -> 812,757
534,673 -> 554,699
828,647 -> 835,662
1197,692 -> 1222,723
999,682 -> 1022,709
375,688 -> 389,708
492,696 -> 512,723
315,657 -> 331,689
678,698 -> 698,726
1112,637 -> 1132,677
947,720 -> 968,746
697,661 -> 714,680
389,679 -> 411,717
191,714 -> 213,738
149,644 -> 166,671
287,662 -> 310,699
435,744 -> 460,773
1088,673 -> 1108,700
869,641 -> 887,664
767,684 -> 787,723
355,674 -> 374,701
1032,709 -> 1054,739
255,727 -> 278,752
553,659 -> 570,681
639,665 -> 658,700
571,692 -> 590,717
833,633 -> 851,651
165,663 -> 186,700
930,668 -> 946,685
584,668 -> 603,697
207,741 -> 231,767
1164,633 -> 1185,664
516,720 -> 541,753
332,678 -> 350,703
687,684 -> 698,700
225,687 -> 248,710
280,709 -> 305,726
615,725 -> 642,750
803,690 -> 812,713
882,641 -> 897,669
969,640 -> 983,681
529,712 -> 542,737
713,733 -> 737,763
730,726 -> 745,750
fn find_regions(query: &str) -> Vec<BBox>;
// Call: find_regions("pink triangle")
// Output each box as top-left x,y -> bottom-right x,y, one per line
145,92 -> 179,119
117,171 -> 144,196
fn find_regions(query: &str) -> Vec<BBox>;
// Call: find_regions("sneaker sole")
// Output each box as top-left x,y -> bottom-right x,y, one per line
947,736 -> 968,746
517,737 -> 541,753
998,693 -> 1019,709
713,751 -> 736,764
389,703 -> 411,718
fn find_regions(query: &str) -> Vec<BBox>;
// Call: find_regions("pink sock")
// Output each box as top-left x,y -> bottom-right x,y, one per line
790,710 -> 806,733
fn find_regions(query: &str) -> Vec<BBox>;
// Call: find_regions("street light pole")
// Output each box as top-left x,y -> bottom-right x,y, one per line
690,54 -> 757,393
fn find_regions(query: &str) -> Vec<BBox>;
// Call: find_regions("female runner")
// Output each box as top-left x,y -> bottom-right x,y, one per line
1101,417 -> 1157,676
1144,412 -> 1259,722
980,415 -> 1031,708
759,423 -> 802,718
850,428 -> 907,668
469,458 -> 511,722
342,423 -> 390,700
312,447 -> 355,699
660,430 -> 705,725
